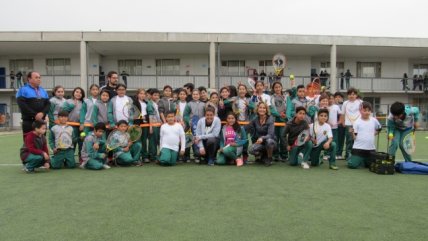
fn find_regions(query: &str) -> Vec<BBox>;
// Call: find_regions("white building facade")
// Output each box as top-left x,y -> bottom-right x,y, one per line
0,32 -> 427,128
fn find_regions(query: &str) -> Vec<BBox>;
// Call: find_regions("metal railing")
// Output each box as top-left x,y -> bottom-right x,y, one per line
1,74 -> 427,93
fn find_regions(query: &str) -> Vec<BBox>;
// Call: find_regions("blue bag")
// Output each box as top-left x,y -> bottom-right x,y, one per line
395,161 -> 428,175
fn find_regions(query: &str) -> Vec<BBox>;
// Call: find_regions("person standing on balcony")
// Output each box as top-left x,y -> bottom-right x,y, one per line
16,71 -> 50,140
344,69 -> 352,89
16,71 -> 23,88
100,71 -> 119,98
120,70 -> 129,86
9,70 -> 15,89
401,73 -> 409,91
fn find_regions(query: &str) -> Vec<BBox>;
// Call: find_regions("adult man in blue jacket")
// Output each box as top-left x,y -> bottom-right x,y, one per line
16,71 -> 50,140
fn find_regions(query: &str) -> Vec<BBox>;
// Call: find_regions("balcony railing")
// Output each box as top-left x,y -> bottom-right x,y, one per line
0,75 -> 426,93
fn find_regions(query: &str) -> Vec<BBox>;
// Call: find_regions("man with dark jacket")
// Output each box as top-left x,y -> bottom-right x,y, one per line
100,71 -> 119,98
16,71 -> 50,140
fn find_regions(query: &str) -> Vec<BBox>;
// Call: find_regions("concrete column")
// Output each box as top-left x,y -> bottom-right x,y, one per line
209,42 -> 216,89
330,44 -> 337,93
80,40 -> 88,93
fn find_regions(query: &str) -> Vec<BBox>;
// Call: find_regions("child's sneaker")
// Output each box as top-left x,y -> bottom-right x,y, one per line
207,159 -> 214,166
103,164 -> 111,169
336,155 -> 343,160
23,167 -> 35,174
301,161 -> 310,169
79,164 -> 86,169
194,158 -> 200,164
143,158 -> 150,163
329,164 -> 339,170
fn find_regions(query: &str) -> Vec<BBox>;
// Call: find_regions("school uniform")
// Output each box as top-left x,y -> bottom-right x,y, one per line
341,99 -> 363,159
270,94 -> 293,161
347,117 -> 381,168
62,99 -> 85,157
159,122 -> 186,166
284,117 -> 312,166
50,124 -> 76,169
309,121 -> 337,167
387,105 -> 419,162
20,131 -> 50,172
146,100 -> 161,161
113,131 -> 142,165
81,132 -> 107,170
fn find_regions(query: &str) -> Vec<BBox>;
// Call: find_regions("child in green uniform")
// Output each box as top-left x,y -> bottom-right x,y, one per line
284,106 -> 312,169
113,120 -> 142,166
387,101 -> 420,162
309,109 -> 338,170
81,123 -> 110,170
50,110 -> 76,169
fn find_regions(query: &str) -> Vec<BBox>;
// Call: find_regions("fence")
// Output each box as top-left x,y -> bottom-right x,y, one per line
1,74 -> 427,92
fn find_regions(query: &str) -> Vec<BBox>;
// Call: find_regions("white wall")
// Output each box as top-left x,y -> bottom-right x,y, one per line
101,55 -> 209,76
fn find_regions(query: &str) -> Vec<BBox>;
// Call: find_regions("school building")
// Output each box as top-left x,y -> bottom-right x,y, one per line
0,31 -> 427,129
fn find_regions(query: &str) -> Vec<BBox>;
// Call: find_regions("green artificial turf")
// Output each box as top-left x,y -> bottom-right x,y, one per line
0,131 -> 427,241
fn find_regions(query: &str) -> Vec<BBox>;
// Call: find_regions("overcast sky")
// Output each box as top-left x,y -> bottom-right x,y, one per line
1,0 -> 427,38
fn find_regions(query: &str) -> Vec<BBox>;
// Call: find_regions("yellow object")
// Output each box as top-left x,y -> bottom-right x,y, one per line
388,133 -> 393,137
290,74 -> 295,80
80,132 -> 86,137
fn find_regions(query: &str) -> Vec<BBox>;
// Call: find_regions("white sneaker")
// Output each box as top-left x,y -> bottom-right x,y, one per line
301,162 -> 310,169
103,164 -> 111,169
79,164 -> 86,169
194,158 -> 200,164
323,155 -> 329,161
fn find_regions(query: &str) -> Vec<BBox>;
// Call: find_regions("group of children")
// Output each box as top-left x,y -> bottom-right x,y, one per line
19,80 -> 419,173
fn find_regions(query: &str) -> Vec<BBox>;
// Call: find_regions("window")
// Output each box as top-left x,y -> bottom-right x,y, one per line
156,59 -> 180,75
412,64 -> 428,77
258,60 -> 272,72
9,59 -> 33,74
118,59 -> 143,75
46,58 -> 71,75
357,62 -> 381,78
320,62 -> 344,76
363,97 -> 381,114
221,60 -> 245,76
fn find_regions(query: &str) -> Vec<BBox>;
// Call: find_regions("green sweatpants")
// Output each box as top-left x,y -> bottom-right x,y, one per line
85,158 -> 106,170
148,127 -> 160,161
347,153 -> 373,169
116,142 -> 142,165
72,126 -> 83,157
51,148 -> 75,169
344,126 -> 354,159
216,146 -> 238,165
273,126 -> 288,159
159,148 -> 179,166
388,128 -> 413,162
288,141 -> 313,166
140,127 -> 149,159
309,141 -> 337,166
24,154 -> 46,171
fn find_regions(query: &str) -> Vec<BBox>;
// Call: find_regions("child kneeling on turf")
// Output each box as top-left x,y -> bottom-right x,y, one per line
309,109 -> 338,170
20,120 -> 50,173
50,110 -> 76,169
216,112 -> 247,166
113,120 -> 142,166
387,101 -> 419,162
284,106 -> 312,169
80,122 -> 110,170
347,101 -> 382,169
158,111 -> 185,166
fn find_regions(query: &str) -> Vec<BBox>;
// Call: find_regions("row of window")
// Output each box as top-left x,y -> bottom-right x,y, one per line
8,59 -> 428,77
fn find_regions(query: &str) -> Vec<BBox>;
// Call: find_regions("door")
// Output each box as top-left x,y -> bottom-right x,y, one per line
0,67 -> 5,88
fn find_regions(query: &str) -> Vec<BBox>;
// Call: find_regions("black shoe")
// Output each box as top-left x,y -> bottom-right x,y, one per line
264,158 -> 272,167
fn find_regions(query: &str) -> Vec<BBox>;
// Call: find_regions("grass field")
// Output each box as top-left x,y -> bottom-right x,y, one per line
0,131 -> 427,241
